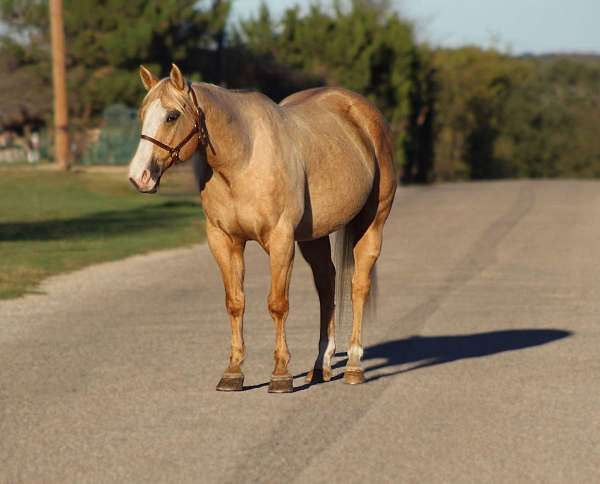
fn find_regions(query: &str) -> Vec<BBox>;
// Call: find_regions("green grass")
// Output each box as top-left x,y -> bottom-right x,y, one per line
0,166 -> 204,299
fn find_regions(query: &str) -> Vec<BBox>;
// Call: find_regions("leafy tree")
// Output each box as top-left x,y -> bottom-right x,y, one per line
494,61 -> 570,178
0,0 -> 230,124
0,39 -> 50,131
402,46 -> 436,183
432,48 -> 518,179
535,57 -> 600,177
433,47 -> 600,180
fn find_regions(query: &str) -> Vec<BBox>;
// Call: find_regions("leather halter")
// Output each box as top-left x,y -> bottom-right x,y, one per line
140,83 -> 210,170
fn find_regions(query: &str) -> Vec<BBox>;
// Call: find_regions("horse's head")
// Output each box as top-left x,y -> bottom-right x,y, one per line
129,64 -> 202,193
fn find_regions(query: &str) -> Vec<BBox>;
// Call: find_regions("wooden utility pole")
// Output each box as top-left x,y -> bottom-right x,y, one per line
49,0 -> 70,170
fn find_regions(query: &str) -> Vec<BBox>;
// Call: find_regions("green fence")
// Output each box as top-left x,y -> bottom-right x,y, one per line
80,104 -> 139,165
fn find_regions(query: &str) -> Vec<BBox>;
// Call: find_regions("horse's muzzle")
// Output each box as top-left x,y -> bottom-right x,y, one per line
129,176 -> 160,193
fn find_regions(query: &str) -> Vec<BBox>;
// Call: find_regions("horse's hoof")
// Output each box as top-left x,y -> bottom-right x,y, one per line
216,373 -> 244,392
344,368 -> 365,385
268,375 -> 293,393
305,368 -> 331,383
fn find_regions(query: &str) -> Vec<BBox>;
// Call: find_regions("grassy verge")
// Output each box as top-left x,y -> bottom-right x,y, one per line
0,165 -> 204,299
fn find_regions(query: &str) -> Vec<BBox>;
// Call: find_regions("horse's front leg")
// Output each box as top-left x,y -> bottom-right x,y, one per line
266,226 -> 295,393
206,220 -> 247,392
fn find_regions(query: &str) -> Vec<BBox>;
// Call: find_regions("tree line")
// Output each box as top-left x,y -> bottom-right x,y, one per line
1,0 -> 599,182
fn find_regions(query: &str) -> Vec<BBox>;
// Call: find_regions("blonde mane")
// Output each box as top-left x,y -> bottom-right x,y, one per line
140,79 -> 197,120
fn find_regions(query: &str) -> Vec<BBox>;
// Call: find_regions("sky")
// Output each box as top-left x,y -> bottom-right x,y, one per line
231,0 -> 600,55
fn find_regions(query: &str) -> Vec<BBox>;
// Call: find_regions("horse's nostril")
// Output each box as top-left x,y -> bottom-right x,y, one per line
141,169 -> 151,184
129,177 -> 140,190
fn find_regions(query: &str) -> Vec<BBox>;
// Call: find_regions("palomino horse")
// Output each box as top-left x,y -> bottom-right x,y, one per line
128,64 -> 396,393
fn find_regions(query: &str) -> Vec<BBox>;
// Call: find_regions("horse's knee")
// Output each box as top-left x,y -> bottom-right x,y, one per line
268,296 -> 289,320
226,293 -> 245,318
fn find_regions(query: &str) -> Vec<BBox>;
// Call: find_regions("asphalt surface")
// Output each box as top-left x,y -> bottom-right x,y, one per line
1,181 -> 599,483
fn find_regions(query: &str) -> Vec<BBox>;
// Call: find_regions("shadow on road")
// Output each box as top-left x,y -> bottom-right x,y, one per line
358,328 -> 572,382
0,201 -> 198,242
284,328 -> 572,391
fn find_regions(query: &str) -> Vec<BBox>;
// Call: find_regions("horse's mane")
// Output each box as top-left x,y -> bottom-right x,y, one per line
139,79 -> 198,119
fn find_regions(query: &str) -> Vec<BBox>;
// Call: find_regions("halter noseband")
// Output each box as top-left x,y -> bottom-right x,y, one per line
140,83 -> 210,170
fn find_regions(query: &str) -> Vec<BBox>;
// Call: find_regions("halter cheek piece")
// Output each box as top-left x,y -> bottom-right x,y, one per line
140,83 -> 211,170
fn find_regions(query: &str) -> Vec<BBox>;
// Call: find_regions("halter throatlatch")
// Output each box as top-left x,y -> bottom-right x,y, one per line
140,83 -> 212,170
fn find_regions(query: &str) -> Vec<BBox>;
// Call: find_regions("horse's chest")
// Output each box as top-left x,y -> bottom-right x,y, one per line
201,182 -> 276,241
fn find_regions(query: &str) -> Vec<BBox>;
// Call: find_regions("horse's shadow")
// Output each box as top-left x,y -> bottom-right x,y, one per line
244,328 -> 572,392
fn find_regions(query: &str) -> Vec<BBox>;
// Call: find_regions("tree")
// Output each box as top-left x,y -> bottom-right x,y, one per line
432,48 -> 517,179
0,0 -> 231,124
49,0 -> 69,169
433,48 -> 600,180
0,47 -> 50,131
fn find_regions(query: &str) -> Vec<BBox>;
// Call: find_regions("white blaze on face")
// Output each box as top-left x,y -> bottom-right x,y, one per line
128,99 -> 167,182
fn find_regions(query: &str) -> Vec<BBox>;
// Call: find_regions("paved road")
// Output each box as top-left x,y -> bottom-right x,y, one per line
1,181 -> 598,483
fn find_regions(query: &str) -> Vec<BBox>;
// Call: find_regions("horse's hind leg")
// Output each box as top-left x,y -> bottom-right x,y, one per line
206,220 -> 247,392
298,236 -> 336,383
345,197 -> 394,384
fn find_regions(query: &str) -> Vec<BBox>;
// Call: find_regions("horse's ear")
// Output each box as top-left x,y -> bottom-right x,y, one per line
169,63 -> 186,91
139,65 -> 158,91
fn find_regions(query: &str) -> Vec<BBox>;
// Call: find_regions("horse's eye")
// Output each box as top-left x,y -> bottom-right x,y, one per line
166,111 -> 180,123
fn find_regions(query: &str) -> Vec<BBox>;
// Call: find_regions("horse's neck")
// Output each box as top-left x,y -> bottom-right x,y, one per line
195,84 -> 250,175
